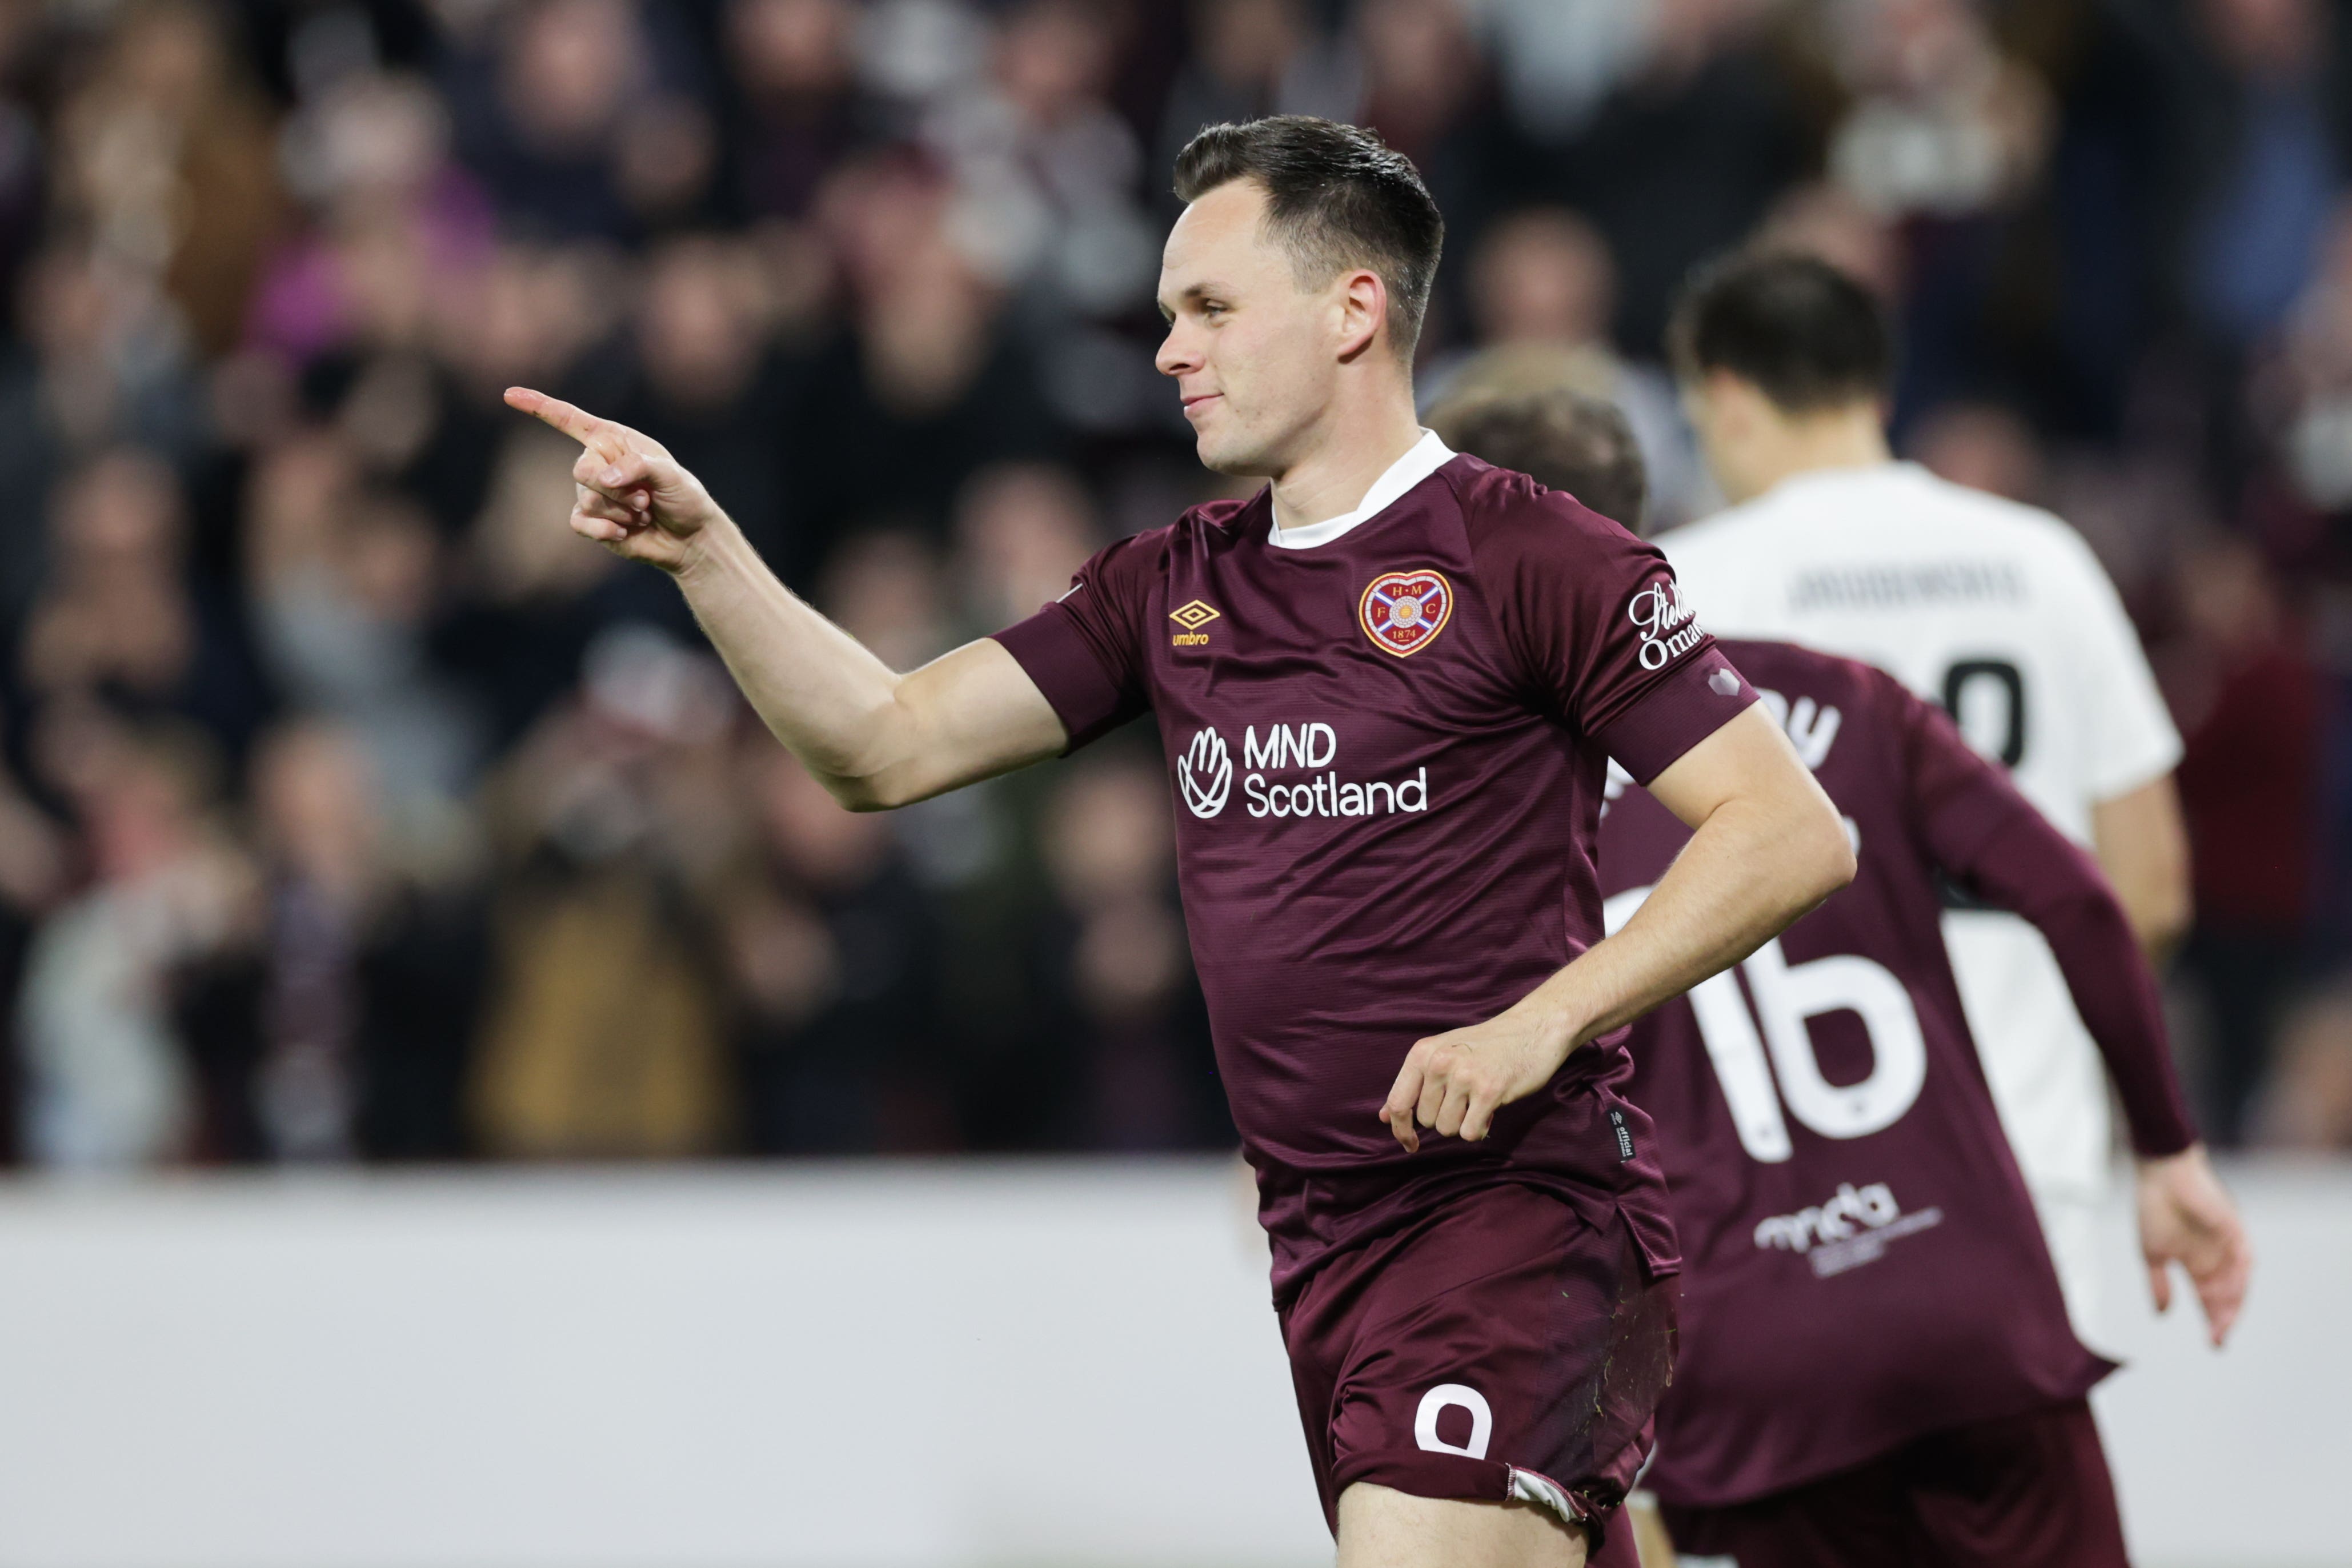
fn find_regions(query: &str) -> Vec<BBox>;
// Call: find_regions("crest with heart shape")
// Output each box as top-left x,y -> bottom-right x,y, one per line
1359,568 -> 1454,657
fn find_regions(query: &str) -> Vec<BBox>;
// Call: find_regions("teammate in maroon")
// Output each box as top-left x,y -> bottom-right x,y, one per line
504,117 -> 1854,1567
1599,639 -> 2251,1567
1438,383 -> 2252,1566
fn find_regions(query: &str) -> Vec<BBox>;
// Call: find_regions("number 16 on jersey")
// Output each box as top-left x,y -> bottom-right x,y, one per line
1604,886 -> 1927,1164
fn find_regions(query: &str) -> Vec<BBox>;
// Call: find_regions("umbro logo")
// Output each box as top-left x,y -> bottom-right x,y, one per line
1169,599 -> 1220,647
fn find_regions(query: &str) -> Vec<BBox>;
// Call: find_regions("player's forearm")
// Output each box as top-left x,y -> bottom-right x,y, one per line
2091,776 -> 2193,964
1968,813 -> 2198,1157
670,517 -> 917,804
1534,792 -> 1853,1050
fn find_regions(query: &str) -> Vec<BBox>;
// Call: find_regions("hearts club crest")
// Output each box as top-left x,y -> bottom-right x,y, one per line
1359,568 -> 1453,657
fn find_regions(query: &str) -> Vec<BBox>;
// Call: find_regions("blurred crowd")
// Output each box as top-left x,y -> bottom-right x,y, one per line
0,0 -> 2349,1169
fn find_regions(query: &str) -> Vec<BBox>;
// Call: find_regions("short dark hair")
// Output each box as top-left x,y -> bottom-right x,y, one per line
1667,250 -> 1892,413
1433,386 -> 1650,531
1173,115 -> 1445,360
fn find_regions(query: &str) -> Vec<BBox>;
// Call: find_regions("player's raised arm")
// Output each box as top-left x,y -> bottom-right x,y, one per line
504,387 -> 1068,809
1384,701 -> 1853,1152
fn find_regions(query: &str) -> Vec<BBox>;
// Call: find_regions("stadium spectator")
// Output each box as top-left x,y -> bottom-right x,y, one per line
1550,0 -> 1807,354
1907,400 -> 2052,508
22,447 -> 268,760
52,0 -> 285,358
18,716 -> 243,1168
2253,984 -> 2352,1148
725,740 -> 947,1153
1155,0 -> 1354,188
244,434 -> 480,820
793,152 -> 1061,556
2159,532 -> 2324,1145
1037,752 -> 1218,1151
248,73 -> 496,368
1430,206 -> 1706,525
442,0 -> 712,243
466,625 -> 739,1160
722,0 -> 872,224
951,462 -> 1100,633
608,232 -> 805,577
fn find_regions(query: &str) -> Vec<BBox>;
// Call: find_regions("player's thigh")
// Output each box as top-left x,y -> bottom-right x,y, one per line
1337,1482 -> 1586,1568
1305,1190 -> 1670,1541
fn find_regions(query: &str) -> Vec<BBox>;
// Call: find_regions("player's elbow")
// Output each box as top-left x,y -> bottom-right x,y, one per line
1787,796 -> 1857,907
827,771 -> 913,812
833,783 -> 897,812
814,690 -> 931,811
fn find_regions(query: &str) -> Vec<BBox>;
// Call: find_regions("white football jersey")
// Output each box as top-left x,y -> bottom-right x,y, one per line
1661,463 -> 2182,1327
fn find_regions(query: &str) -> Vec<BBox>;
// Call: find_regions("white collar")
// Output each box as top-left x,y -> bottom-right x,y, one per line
1753,459 -> 1920,507
1267,430 -> 1456,550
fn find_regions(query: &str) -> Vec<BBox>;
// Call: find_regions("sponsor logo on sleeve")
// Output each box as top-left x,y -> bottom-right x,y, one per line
1359,569 -> 1453,656
1628,579 -> 1704,669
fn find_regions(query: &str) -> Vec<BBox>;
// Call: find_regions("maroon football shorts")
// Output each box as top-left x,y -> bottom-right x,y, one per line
1277,1181 -> 1674,1559
1659,1398 -> 2130,1567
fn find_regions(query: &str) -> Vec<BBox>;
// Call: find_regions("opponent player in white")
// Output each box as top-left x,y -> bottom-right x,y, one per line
1661,251 -> 2193,1340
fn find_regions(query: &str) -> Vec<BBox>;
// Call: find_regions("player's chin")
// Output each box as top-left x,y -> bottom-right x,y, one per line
1194,430 -> 1267,478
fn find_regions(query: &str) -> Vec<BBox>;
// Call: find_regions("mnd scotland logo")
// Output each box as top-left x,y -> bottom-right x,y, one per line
1177,727 -> 1232,818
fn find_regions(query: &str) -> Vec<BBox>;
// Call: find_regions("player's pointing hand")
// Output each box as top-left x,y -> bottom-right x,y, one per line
2135,1144 -> 2253,1348
1381,1002 -> 1573,1154
504,386 -> 725,574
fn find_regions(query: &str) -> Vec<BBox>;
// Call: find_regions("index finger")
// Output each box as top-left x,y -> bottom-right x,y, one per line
506,386 -> 604,444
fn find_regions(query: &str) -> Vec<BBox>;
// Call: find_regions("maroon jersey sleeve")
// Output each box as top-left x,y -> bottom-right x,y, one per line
988,526 -> 1168,751
1464,471 -> 1756,784
1889,670 -> 2199,1157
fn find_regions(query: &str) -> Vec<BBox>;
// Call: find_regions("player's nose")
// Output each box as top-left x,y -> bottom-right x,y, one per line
1154,322 -> 1200,379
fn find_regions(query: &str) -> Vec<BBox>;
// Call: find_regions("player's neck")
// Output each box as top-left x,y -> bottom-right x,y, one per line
1265,388 -> 1427,534
1729,407 -> 1893,504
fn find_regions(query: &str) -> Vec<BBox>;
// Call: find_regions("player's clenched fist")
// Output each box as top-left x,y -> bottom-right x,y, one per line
1381,1005 -> 1574,1153
504,386 -> 724,574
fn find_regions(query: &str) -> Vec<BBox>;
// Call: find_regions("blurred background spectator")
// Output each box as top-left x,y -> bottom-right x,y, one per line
1,0 -> 2348,1168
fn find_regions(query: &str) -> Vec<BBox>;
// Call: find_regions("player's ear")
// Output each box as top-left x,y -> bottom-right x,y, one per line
1333,268 -> 1387,364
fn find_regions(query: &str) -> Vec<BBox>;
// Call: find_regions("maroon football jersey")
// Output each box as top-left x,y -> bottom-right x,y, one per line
994,452 -> 1758,1303
1598,638 -> 2196,1507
